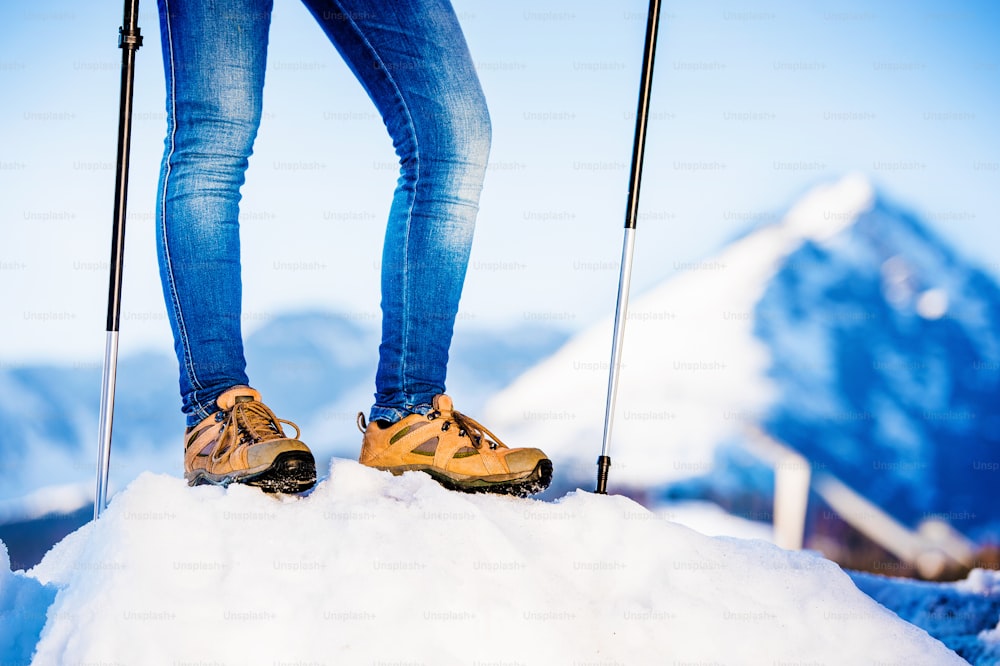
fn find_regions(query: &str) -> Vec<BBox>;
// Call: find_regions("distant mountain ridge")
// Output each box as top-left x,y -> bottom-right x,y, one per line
0,314 -> 568,512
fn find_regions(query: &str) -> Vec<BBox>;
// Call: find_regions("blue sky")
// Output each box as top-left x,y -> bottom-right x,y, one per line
1,0 -> 997,361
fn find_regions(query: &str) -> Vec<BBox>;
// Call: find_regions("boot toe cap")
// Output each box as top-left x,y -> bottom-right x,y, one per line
247,438 -> 313,468
502,447 -> 549,474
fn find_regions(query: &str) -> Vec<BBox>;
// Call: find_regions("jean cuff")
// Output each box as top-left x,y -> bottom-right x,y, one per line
186,403 -> 219,428
368,402 -> 432,424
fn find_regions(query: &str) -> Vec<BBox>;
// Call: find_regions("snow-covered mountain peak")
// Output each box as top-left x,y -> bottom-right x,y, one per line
486,177 -> 880,488
779,172 -> 875,244
488,174 -> 1000,537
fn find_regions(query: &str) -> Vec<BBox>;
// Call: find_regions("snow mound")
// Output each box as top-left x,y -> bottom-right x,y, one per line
0,541 -> 55,664
5,462 -> 961,664
851,569 -> 1000,664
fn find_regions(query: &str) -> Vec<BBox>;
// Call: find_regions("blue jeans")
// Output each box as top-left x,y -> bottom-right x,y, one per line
156,0 -> 491,427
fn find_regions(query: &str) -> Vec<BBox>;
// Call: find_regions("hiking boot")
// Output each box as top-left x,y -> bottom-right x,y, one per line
184,386 -> 316,493
358,394 -> 552,496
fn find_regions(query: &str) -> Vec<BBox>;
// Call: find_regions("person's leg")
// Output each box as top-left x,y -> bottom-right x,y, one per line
157,0 -> 316,492
156,0 -> 270,426
301,1 -> 552,495
297,0 -> 491,423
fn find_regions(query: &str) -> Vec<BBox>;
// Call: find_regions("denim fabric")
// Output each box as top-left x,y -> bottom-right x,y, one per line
156,0 -> 490,426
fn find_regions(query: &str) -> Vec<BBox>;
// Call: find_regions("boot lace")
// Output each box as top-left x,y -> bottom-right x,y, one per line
228,399 -> 301,446
428,408 -> 505,451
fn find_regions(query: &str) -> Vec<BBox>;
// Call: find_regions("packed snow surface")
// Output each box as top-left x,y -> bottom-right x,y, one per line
2,460 -> 961,664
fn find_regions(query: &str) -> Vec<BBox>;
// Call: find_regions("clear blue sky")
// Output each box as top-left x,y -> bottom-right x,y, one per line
1,0 -> 997,361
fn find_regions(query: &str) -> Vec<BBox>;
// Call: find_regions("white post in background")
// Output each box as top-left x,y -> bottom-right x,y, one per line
746,426 -> 972,576
744,426 -> 811,550
773,452 -> 811,550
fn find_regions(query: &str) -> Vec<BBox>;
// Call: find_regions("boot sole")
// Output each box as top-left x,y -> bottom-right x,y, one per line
375,459 -> 553,497
186,451 -> 317,495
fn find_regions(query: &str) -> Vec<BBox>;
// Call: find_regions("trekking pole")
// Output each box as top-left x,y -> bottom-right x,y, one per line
95,0 -> 143,519
596,0 -> 662,494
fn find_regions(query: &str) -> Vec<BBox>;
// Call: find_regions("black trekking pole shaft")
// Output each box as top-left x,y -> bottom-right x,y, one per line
95,0 -> 142,519
596,0 -> 662,494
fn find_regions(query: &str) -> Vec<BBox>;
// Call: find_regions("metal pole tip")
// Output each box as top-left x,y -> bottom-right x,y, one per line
595,455 -> 612,494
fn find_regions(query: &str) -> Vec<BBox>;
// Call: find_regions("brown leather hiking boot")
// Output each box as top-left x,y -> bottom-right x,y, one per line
358,394 -> 552,496
184,386 -> 316,493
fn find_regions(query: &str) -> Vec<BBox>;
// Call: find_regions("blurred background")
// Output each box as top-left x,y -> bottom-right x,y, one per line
1,0 -> 998,590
